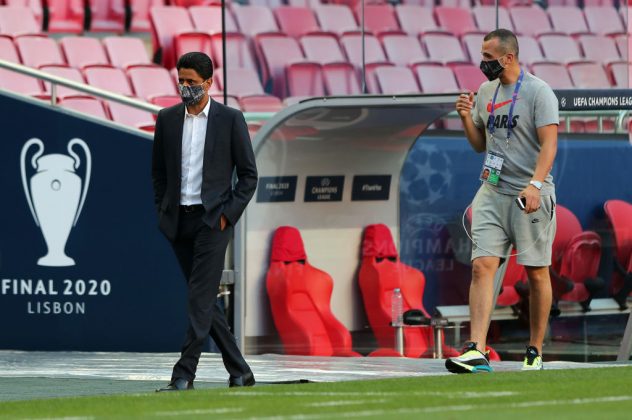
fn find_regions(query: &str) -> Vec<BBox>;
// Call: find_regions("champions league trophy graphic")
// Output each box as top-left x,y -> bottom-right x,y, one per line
20,138 -> 92,267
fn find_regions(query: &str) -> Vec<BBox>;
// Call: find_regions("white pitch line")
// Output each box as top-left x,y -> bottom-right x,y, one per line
223,390 -> 517,398
153,408 -> 244,416
305,399 -> 387,408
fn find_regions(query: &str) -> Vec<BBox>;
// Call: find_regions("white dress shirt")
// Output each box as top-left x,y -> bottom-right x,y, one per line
180,99 -> 211,205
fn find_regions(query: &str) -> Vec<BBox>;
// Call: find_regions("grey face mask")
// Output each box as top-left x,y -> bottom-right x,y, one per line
178,83 -> 206,106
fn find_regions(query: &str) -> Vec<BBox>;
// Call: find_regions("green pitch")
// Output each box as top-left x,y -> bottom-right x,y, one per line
1,366 -> 631,419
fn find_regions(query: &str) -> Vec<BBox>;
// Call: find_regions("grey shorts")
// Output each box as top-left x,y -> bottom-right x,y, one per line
471,184 -> 557,267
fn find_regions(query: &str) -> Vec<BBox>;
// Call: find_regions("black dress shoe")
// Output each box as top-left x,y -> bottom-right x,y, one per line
228,371 -> 255,387
156,378 -> 194,392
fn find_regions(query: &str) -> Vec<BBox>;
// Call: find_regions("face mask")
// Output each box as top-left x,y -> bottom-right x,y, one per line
479,57 -> 505,81
178,82 -> 206,106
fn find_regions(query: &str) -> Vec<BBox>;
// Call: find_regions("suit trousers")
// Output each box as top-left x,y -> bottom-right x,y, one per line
169,207 -> 251,382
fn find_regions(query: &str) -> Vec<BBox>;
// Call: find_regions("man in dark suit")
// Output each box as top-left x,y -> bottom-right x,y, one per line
152,52 -> 258,391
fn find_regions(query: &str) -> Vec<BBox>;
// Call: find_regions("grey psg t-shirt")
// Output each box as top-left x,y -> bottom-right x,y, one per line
472,70 -> 559,196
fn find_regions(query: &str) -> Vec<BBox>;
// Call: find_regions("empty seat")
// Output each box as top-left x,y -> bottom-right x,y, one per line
0,5 -> 41,36
568,62 -> 612,88
547,6 -> 589,35
452,64 -> 487,92
209,32 -> 257,70
375,66 -> 420,94
129,0 -> 164,32
322,63 -> 361,95
274,6 -> 321,38
609,61 -> 630,89
174,32 -> 213,64
266,226 -> 362,357
356,4 -> 400,35
150,95 -> 181,108
16,36 -> 65,68
615,34 -> 628,60
107,100 -> 157,129
59,96 -> 109,119
423,33 -> 469,65
314,5 -> 359,36
88,0 -> 125,32
301,34 -> 347,65
60,36 -> 110,68
462,33 -> 484,63
538,34 -> 583,64
517,35 -> 546,65
472,6 -> 514,33
213,67 -> 283,112
510,6 -> 553,37
531,63 -> 574,89
578,34 -> 622,65
382,34 -> 433,67
257,34 -> 309,97
287,62 -> 325,97
4,0 -> 43,26
84,66 -> 134,96
150,6 -> 195,69
415,64 -> 459,93
103,36 -> 152,68
40,65 -> 85,99
46,0 -> 85,33
584,6 -> 625,35
434,6 -> 478,37
0,35 -> 44,96
395,5 -> 442,36
233,5 -> 280,38
127,66 -> 178,101
189,5 -> 239,34
341,33 -> 392,93
604,199 -> 632,307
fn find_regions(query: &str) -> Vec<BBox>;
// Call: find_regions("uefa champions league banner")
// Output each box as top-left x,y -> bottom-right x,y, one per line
0,92 -> 188,351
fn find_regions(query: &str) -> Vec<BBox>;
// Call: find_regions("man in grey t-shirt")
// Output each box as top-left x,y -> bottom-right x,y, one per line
445,29 -> 559,374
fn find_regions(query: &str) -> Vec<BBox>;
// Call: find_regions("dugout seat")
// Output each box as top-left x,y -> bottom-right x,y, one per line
266,226 -> 362,357
604,200 -> 632,308
358,224 -> 459,358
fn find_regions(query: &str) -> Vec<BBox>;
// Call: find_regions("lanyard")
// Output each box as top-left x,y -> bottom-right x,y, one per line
487,68 -> 524,146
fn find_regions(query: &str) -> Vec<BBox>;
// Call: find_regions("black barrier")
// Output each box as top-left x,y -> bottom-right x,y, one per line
0,92 -> 188,351
555,89 -> 632,111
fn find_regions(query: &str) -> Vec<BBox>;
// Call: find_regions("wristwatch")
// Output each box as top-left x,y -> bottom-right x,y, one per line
529,180 -> 543,190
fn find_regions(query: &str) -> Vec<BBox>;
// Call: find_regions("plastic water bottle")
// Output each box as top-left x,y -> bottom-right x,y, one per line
391,288 -> 403,327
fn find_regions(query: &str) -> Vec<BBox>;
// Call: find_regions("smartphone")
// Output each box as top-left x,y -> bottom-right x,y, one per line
515,196 -> 526,210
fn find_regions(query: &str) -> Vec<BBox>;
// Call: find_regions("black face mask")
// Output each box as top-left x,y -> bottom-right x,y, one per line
480,58 -> 505,81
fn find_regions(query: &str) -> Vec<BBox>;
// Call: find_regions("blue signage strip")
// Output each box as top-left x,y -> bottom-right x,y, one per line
256,176 -> 298,202
351,175 -> 391,201
304,176 -> 344,202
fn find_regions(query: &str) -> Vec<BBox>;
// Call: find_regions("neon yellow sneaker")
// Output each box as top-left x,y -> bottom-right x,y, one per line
522,346 -> 543,371
445,342 -> 493,374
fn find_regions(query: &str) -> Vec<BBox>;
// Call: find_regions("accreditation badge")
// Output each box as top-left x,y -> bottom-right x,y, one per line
480,151 -> 504,186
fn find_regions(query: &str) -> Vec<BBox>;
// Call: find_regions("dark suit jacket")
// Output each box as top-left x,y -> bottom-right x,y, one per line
151,99 -> 258,241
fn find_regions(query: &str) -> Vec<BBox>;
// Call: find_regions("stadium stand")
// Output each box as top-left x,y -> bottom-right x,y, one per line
0,35 -> 45,97
150,5 -> 196,68
60,36 -> 110,68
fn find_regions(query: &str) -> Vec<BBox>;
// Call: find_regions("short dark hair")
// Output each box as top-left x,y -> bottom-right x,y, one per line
176,52 -> 213,80
484,28 -> 519,57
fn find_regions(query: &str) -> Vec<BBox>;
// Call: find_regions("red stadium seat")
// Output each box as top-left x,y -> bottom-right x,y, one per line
40,65 -> 85,100
150,6 -> 195,69
434,7 -> 478,37
604,200 -> 632,307
538,34 -> 583,64
568,62 -> 612,88
84,66 -> 134,96
322,62 -> 361,95
60,37 -> 110,68
88,0 -> 125,33
46,0 -> 85,33
174,32 -> 213,63
340,33 -> 392,93
16,36 -> 65,68
509,6 -> 554,37
375,66 -> 420,94
422,33 -> 469,65
531,63 -> 574,89
172,0 -> 219,5
314,5 -> 359,36
452,64 -> 487,92
150,95 -> 182,108
355,4 -> 401,35
129,0 -> 164,32
287,62 -> 325,97
209,33 -> 257,70
395,5 -> 443,36
516,35 -> 546,65
462,33 -> 485,63
59,96 -> 109,119
266,226 -> 362,357
300,34 -> 347,65
103,36 -> 152,69
4,0 -> 43,26
274,6 -> 321,38
256,34 -> 309,97
358,224 -> 458,358
472,6 -> 514,33
189,5 -> 239,34
584,6 -> 625,36
0,35 -> 45,96
233,5 -> 280,38
107,100 -> 156,130
415,64 -> 459,93
382,34 -> 435,67
127,66 -> 178,101
578,35 -> 622,66
615,34 -> 628,60
608,61 -> 630,89
547,6 -> 589,35
0,5 -> 41,36
213,67 -> 283,112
